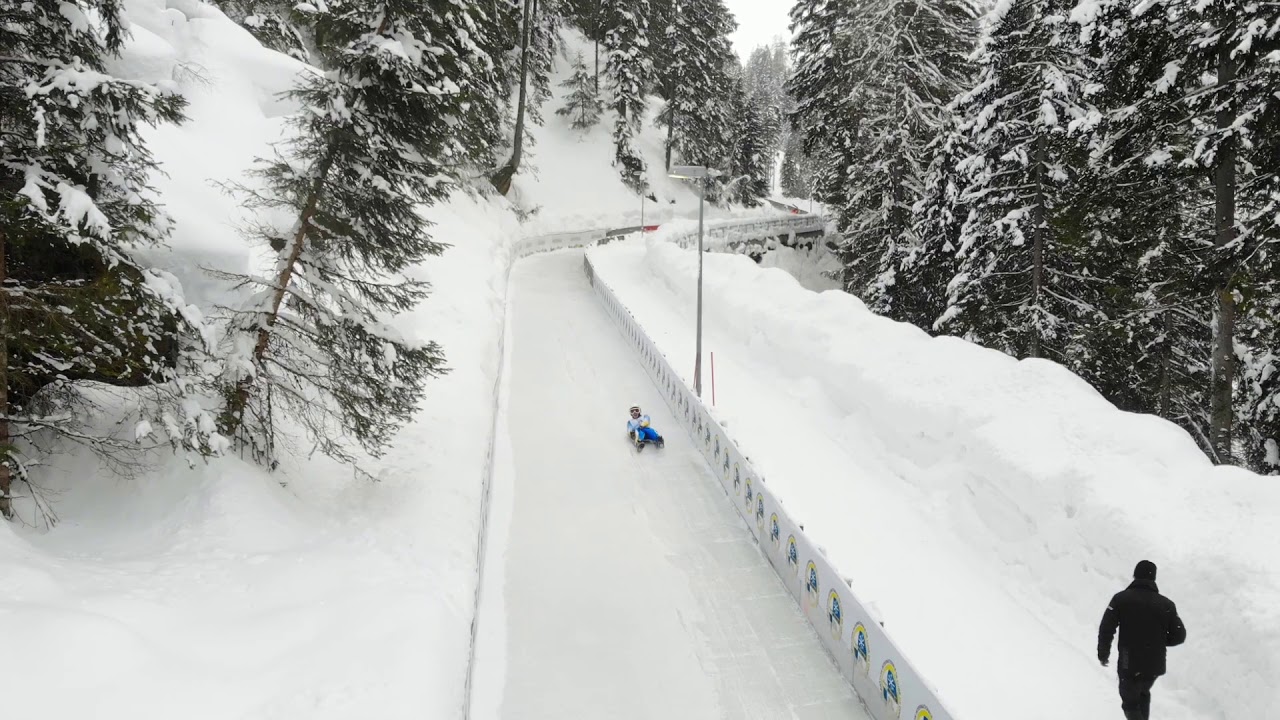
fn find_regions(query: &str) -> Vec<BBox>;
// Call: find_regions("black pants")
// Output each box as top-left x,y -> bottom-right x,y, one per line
1118,673 -> 1157,720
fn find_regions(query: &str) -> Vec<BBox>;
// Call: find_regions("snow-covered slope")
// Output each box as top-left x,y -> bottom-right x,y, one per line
591,235 -> 1280,720
0,7 -> 726,719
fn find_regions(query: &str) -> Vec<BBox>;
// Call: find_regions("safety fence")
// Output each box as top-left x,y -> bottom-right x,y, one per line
668,214 -> 827,253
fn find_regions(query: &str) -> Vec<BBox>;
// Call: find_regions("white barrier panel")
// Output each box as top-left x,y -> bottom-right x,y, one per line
513,228 -> 606,259
670,215 -> 827,252
582,246 -> 956,720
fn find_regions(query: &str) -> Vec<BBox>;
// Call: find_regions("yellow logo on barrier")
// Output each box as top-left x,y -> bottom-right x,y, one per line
827,589 -> 843,639
914,706 -> 933,720
770,513 -> 780,549
733,463 -> 741,493
787,535 -> 799,574
880,661 -> 902,718
852,622 -> 871,676
744,477 -> 753,509
755,496 -> 765,531
805,560 -> 820,607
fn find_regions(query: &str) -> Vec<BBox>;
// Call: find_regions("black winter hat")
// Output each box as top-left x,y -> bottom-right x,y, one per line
1134,560 -> 1158,581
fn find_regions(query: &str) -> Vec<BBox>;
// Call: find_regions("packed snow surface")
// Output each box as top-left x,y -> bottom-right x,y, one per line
588,233 -> 1280,720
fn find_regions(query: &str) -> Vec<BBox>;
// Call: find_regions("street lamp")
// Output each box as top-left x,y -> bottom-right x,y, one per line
668,164 -> 721,398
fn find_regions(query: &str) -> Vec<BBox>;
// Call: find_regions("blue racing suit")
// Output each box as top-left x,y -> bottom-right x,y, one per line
627,414 -> 660,442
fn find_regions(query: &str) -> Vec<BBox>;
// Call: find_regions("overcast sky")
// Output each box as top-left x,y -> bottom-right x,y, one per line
723,0 -> 792,60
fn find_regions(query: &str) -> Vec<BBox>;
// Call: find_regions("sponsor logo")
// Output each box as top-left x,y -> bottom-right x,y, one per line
722,453 -> 730,479
880,661 -> 902,717
828,589 -> 844,639
714,435 -> 720,460
914,707 -> 933,720
805,560 -> 820,607
787,535 -> 799,573
755,496 -> 765,531
852,623 -> 871,676
770,513 -> 781,548
733,463 -> 741,493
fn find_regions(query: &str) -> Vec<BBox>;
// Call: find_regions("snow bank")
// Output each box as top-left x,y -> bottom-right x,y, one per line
590,236 -> 1280,720
759,244 -> 842,292
2,2 -> 522,717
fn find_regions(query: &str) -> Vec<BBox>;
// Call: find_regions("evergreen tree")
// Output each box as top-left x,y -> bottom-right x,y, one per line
728,89 -> 770,206
834,0 -> 978,314
938,0 -> 1096,364
557,52 -> 603,130
786,0 -> 860,210
212,0 -> 314,61
528,0 -> 565,126
899,110 -> 973,331
1,0 -> 216,519
1070,0 -> 1214,447
218,0 -> 500,465
654,0 -> 736,173
779,130 -> 812,198
742,41 -> 792,173
1181,0 -> 1280,463
492,0 -> 552,194
603,0 -> 653,192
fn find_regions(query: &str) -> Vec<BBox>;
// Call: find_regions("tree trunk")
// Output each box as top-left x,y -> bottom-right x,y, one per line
223,151 -> 337,435
492,0 -> 539,195
1158,307 -> 1172,417
890,148 -> 906,242
665,111 -> 675,171
594,0 -> 601,94
1210,34 -> 1237,463
1029,132 -> 1047,359
0,226 -> 11,520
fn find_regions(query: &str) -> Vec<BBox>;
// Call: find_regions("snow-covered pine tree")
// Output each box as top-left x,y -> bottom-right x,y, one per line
528,0 -> 565,126
603,0 -> 653,192
654,0 -> 736,173
786,0 -> 861,211
728,88 -> 770,206
938,0 -> 1097,364
557,51 -> 603,130
1241,252 -> 1280,472
834,0 -> 978,314
779,131 -> 813,198
454,1 -> 512,175
212,0 -> 314,61
1181,0 -> 1280,463
492,0 -> 551,195
1068,0 -> 1214,447
1,0 -> 218,519
742,41 -> 791,176
219,0 -> 500,465
898,110 -> 974,330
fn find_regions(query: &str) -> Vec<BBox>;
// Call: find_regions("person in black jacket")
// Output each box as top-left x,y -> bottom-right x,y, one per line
1098,560 -> 1187,720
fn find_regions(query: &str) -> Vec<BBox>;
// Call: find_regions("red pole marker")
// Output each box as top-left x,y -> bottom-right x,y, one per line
711,351 -> 716,407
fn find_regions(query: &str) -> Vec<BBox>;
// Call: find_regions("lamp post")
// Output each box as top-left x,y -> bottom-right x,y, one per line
668,165 -> 721,398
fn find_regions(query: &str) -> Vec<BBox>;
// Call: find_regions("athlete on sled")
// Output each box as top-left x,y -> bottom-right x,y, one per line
627,405 -> 665,450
